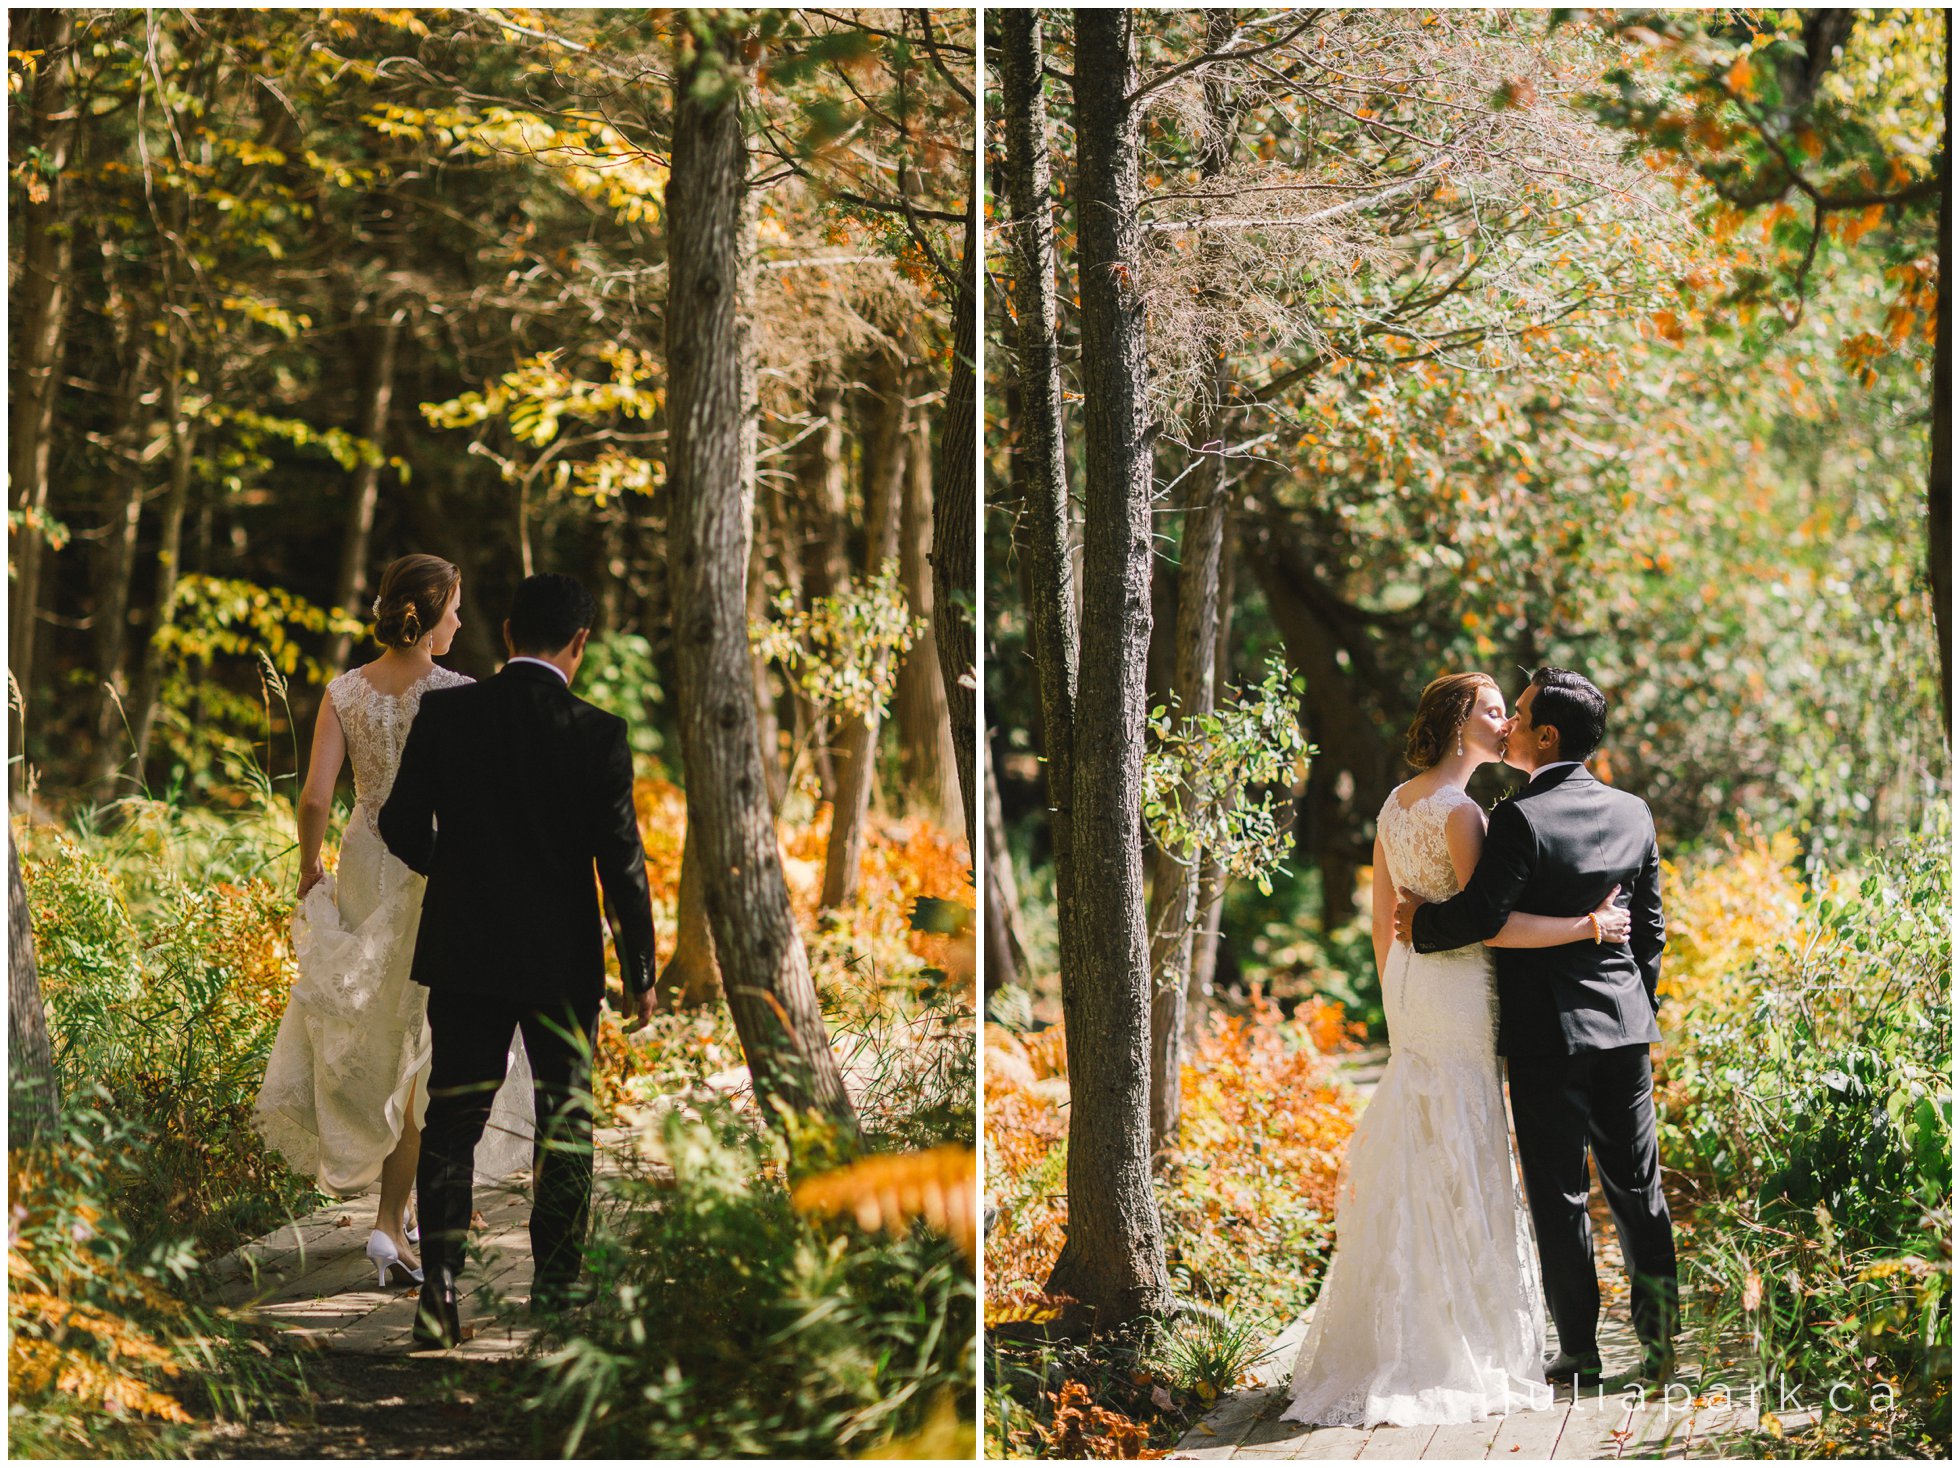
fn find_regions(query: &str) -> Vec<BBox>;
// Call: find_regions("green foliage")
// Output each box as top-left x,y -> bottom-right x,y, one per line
575,630 -> 666,764
204,404 -> 380,471
8,1103 -> 207,1455
146,578 -> 357,803
8,1098 -> 314,1458
18,813 -> 316,1256
1222,859 -> 1384,1036
362,103 -> 667,224
522,1106 -> 975,1458
1580,7 -> 1943,342
151,576 -> 361,682
753,558 -> 926,726
421,345 -> 663,454
1144,658 -> 1312,898
1660,837 -> 1951,1456
6,503 -> 69,551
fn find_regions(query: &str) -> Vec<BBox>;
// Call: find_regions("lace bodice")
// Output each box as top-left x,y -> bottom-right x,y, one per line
327,665 -> 472,823
1377,784 -> 1482,906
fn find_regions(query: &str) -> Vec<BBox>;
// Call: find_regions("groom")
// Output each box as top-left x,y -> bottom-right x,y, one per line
1394,667 -> 1677,1386
380,572 -> 656,1349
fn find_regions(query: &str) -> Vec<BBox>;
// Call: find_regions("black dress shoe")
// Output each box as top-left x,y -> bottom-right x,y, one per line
529,1278 -> 592,1316
1638,1344 -> 1679,1383
1544,1350 -> 1604,1387
412,1285 -> 464,1350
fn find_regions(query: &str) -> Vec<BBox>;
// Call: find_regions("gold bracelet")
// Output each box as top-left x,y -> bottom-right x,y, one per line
1588,912 -> 1602,944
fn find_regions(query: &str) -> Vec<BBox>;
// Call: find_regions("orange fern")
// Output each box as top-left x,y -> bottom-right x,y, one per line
792,1144 -> 976,1259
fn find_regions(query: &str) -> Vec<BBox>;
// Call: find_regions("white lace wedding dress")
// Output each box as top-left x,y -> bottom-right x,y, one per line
254,667 -> 534,1197
1282,784 -> 1547,1428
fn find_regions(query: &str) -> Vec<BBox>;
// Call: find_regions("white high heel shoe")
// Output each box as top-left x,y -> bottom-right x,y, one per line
366,1230 -> 425,1288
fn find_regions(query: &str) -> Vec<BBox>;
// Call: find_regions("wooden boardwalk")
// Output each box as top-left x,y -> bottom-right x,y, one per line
1167,1308 -> 1758,1461
1171,1052 -> 1758,1461
202,1126 -> 638,1358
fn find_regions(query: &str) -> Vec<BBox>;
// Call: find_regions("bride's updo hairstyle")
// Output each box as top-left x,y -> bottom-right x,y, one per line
1404,671 -> 1499,770
371,554 -> 459,649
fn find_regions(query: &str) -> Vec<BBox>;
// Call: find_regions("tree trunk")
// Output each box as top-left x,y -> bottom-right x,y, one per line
8,832 -> 60,1148
802,382 -> 851,598
1932,25 -> 1951,733
821,359 -> 908,909
748,499 -> 786,804
1249,525 -> 1391,933
1186,525 -> 1237,1039
1144,11 -> 1246,1155
129,332 -> 197,779
983,740 -> 1033,996
89,284 -> 156,798
1144,480 -> 1231,1152
328,304 -> 405,670
10,10 -> 80,705
895,403 -> 962,827
596,502 -> 625,632
1043,9 -> 1174,1328
931,198 -> 979,857
656,819 -> 722,1007
1002,7 -> 1082,1006
798,381 -> 849,804
446,456 -> 502,671
665,27 -> 856,1136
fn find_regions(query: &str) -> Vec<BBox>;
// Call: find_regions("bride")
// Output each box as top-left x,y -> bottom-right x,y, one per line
1282,672 -> 1630,1428
254,554 -> 533,1288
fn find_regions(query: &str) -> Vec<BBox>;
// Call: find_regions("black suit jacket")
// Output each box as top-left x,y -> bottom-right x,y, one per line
378,660 -> 656,1003
1410,763 -> 1665,1057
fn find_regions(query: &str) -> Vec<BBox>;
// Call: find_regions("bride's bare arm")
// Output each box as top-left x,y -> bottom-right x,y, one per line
1371,835 -> 1394,977
296,694 -> 346,898
1443,801 -> 1628,949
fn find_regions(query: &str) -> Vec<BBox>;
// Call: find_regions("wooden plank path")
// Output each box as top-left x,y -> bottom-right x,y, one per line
1170,1051 -> 1757,1461
201,1126 -> 640,1358
1167,1239 -> 1744,1462
197,1008 -> 942,1362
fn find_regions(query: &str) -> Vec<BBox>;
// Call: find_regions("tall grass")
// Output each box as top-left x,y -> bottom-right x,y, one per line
524,893 -> 979,1458
523,1104 -> 975,1458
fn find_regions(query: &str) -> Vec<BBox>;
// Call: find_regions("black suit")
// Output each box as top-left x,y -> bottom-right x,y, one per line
1411,762 -> 1677,1362
379,659 -> 655,1319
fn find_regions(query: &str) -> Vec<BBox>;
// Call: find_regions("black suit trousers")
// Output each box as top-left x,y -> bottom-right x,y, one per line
1506,1044 -> 1678,1358
416,987 -> 601,1298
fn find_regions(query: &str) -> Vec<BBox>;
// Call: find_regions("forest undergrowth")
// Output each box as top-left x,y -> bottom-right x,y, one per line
982,829 -> 1951,1460
9,776 -> 977,1458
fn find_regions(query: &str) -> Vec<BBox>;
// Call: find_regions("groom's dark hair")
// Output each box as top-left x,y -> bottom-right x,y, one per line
508,573 -> 597,654
1526,667 -> 1607,761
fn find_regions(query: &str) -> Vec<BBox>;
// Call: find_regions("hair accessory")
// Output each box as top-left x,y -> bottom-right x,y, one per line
370,595 -> 382,618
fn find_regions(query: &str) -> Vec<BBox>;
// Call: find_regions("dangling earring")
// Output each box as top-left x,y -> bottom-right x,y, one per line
1457,722 -> 1465,758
